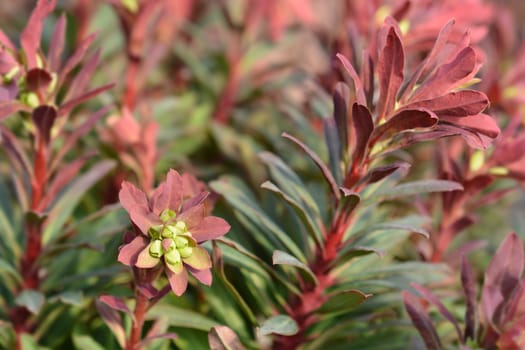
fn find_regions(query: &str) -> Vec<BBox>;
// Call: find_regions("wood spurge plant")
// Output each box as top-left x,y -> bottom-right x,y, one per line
1,1 -> 525,349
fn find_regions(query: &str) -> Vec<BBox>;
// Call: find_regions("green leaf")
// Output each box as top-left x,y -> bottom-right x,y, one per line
0,201 -> 20,260
208,325 -> 246,350
272,250 -> 318,286
258,315 -> 298,336
72,334 -> 105,350
262,181 -> 323,250
211,177 -> 307,263
147,305 -> 218,331
317,289 -> 371,316
0,258 -> 22,283
50,291 -> 83,306
43,160 -> 116,244
15,290 -> 45,315
20,333 -> 52,350
373,179 -> 463,200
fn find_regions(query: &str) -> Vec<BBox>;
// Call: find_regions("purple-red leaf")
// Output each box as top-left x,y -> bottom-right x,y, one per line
32,105 -> 57,146
63,50 -> 101,102
400,19 -> 456,102
21,0 -> 57,68
371,108 -> 438,144
411,47 -> 477,102
59,33 -> 97,83
47,14 -> 66,72
50,106 -> 109,173
0,101 -> 28,120
59,83 -> 114,116
403,90 -> 489,118
360,162 -> 411,186
481,232 -> 524,327
336,53 -> 366,105
411,283 -> 463,341
333,82 -> 350,154
377,27 -> 404,120
351,103 -> 374,166
99,295 -> 134,320
26,68 -> 53,94
95,299 -> 125,347
440,113 -> 500,139
402,291 -> 442,350
151,169 -> 184,214
461,256 -> 477,341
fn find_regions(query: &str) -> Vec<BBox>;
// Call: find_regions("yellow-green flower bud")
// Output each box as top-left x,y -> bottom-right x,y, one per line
20,92 -> 39,108
148,224 -> 163,239
161,226 -> 174,238
122,0 -> 139,13
149,239 -> 163,258
178,246 -> 193,259
165,249 -> 181,265
160,208 -> 176,222
174,236 -> 189,249
47,72 -> 58,94
470,150 -> 485,172
3,66 -> 20,84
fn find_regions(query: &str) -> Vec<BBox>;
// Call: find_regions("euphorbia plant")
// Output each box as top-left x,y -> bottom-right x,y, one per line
98,169 -> 230,349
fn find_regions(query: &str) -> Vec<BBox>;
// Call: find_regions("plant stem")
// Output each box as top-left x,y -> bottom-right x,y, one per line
127,289 -> 149,350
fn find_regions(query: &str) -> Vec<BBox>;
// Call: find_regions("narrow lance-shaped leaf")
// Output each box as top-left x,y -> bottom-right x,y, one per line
95,299 -> 126,348
375,179 -> 463,200
333,82 -> 350,157
481,232 -> 524,327
272,250 -> 318,286
370,108 -> 438,145
461,255 -> 477,342
208,325 -> 246,350
336,53 -> 366,105
317,289 -> 371,316
376,27 -> 404,120
399,19 -> 456,102
402,90 -> 489,118
21,0 -> 57,68
47,14 -> 66,72
402,291 -> 442,350
411,283 -> 463,341
411,46 -> 477,102
282,132 -> 340,200
324,118 -> 343,184
262,181 -> 323,250
351,103 -> 374,167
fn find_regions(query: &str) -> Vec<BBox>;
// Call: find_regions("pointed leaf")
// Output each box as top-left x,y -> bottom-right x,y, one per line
411,47 -> 477,101
377,27 -> 405,120
258,315 -> 299,336
208,325 -> 246,350
272,250 -> 318,285
403,90 -> 489,118
43,160 -> 116,243
262,181 -> 323,250
376,179 -> 463,199
333,82 -> 350,156
403,291 -> 442,350
411,283 -> 462,341
282,132 -> 340,200
51,291 -> 83,306
47,14 -> 66,72
95,299 -> 126,348
461,256 -> 477,341
317,289 -> 371,315
99,295 -> 133,319
336,53 -> 366,105
351,103 -> 374,166
481,232 -> 524,325
21,0 -> 57,68
371,108 -> 438,144
15,290 -> 45,314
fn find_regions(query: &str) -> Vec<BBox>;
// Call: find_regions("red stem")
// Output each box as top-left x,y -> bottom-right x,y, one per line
126,290 -> 149,350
